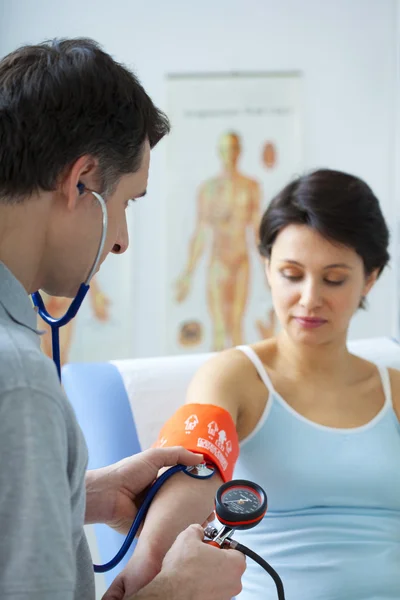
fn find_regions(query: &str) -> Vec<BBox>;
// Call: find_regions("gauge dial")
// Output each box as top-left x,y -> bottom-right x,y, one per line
215,479 -> 267,531
221,486 -> 262,515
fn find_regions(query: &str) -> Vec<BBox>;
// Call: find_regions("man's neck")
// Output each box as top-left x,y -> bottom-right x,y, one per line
0,195 -> 50,293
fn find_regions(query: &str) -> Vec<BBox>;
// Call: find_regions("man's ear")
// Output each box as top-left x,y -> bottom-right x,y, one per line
59,155 -> 99,211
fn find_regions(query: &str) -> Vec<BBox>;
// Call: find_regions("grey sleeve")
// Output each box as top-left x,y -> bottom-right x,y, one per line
0,386 -> 75,599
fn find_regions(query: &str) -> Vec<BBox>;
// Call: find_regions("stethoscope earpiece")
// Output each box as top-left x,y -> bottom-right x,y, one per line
77,182 -> 85,195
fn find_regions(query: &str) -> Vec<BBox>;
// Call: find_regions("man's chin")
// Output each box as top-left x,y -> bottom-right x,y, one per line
41,284 -> 79,299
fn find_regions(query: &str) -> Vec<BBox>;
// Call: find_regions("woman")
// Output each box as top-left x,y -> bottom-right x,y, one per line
120,169 -> 400,600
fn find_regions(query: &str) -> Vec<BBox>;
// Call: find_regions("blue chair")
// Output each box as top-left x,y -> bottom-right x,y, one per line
62,362 -> 141,586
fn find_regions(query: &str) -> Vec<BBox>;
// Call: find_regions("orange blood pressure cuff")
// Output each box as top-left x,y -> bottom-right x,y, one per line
154,404 -> 239,482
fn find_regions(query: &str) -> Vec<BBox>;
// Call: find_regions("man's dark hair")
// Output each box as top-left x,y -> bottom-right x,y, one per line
0,38 -> 170,202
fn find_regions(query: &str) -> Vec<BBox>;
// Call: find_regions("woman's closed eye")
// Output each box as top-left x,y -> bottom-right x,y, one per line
280,270 -> 347,286
324,278 -> 346,286
280,268 -> 302,282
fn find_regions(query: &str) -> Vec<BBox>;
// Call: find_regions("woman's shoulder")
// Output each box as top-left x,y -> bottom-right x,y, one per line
387,367 -> 400,417
193,343 -> 272,385
351,356 -> 400,417
387,366 -> 400,384
204,339 -> 277,379
186,342 -> 275,424
350,354 -> 400,388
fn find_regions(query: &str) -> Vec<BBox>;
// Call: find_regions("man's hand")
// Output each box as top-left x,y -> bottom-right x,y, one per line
102,524 -> 246,600
85,447 -> 204,533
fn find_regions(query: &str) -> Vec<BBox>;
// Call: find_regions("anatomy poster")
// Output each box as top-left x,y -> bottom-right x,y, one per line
165,72 -> 303,354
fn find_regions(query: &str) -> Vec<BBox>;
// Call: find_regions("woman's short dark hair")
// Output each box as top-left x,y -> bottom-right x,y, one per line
0,38 -> 170,203
259,169 -> 390,277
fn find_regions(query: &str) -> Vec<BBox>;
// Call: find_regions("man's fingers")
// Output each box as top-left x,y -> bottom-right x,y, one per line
181,523 -> 205,541
102,575 -> 125,600
145,447 -> 204,469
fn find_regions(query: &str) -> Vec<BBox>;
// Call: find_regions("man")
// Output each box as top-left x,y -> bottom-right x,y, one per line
0,38 -> 245,600
39,275 -> 110,365
175,132 -> 262,350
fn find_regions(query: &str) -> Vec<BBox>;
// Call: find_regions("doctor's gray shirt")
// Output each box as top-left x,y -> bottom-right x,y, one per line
0,262 -> 95,600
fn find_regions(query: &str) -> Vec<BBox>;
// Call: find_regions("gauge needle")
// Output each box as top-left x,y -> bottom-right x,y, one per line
224,499 -> 251,504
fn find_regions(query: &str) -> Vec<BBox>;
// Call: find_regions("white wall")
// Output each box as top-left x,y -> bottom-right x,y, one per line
0,0 -> 398,357
394,0 -> 400,341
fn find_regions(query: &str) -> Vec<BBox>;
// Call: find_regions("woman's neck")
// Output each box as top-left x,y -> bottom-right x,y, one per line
274,330 -> 351,383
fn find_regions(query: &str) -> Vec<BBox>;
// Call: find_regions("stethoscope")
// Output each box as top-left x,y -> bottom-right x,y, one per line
31,183 -> 107,379
30,184 -> 286,599
95,463 -> 286,600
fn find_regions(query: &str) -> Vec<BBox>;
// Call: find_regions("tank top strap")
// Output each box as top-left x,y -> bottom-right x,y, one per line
236,345 -> 275,395
377,364 -> 393,408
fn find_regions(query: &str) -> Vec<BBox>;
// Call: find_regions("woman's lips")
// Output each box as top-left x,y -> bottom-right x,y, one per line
294,317 -> 327,329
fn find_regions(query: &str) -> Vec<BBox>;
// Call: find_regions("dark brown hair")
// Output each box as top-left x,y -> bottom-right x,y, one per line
0,38 -> 170,203
259,169 -> 390,277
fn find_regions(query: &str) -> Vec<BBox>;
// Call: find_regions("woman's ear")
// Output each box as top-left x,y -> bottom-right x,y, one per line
362,268 -> 379,298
